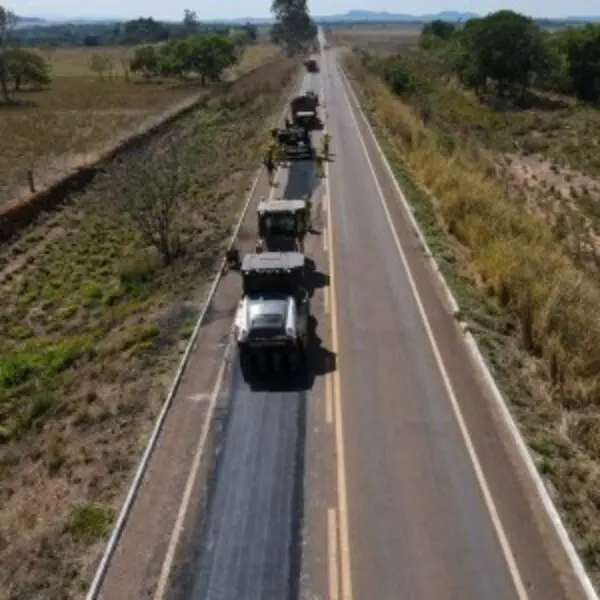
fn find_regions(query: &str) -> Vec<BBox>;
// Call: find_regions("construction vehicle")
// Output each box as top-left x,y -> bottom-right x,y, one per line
290,93 -> 320,130
233,252 -> 310,377
276,124 -> 313,160
256,199 -> 309,253
304,58 -> 319,72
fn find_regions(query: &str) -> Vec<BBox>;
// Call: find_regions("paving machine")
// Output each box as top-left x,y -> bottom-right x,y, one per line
276,124 -> 313,160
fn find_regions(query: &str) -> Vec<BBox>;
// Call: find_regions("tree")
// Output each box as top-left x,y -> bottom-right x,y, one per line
188,34 -> 237,83
270,0 -> 317,55
242,23 -> 258,42
5,48 -> 51,90
455,11 -> 551,98
158,34 -> 237,83
183,9 -> 200,35
0,6 -> 16,102
564,24 -> 600,102
89,53 -> 113,79
422,20 -> 457,41
130,44 -> 159,79
120,18 -> 169,45
157,38 -> 191,78
104,140 -> 193,265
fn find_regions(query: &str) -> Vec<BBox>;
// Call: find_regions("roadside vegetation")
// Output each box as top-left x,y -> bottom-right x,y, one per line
338,14 -> 600,585
0,4 -> 277,203
0,53 -> 299,599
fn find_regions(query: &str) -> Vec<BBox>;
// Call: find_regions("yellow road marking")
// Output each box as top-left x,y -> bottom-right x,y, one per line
153,163 -> 286,600
323,226 -> 328,251
338,67 -> 529,600
324,128 -> 353,599
328,508 -> 340,600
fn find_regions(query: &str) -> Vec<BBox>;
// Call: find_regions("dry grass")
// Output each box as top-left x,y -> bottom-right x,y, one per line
0,55 -> 299,599
330,24 -> 421,51
0,43 -> 281,204
345,53 -> 600,585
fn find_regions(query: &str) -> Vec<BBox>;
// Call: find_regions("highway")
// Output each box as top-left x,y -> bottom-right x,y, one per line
93,29 -> 590,600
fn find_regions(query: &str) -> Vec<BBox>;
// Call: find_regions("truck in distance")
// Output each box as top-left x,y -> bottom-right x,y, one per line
304,58 -> 319,72
290,93 -> 320,130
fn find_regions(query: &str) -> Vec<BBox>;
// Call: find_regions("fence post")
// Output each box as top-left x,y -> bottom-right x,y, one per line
27,169 -> 35,193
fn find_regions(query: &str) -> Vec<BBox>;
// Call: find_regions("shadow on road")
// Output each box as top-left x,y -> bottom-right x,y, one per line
245,315 -> 336,393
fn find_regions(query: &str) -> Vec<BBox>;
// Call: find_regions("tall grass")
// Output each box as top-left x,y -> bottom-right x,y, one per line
345,54 -> 600,415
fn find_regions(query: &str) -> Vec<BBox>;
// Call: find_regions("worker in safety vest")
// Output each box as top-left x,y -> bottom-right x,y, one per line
306,198 -> 313,231
322,132 -> 331,159
314,151 -> 325,178
263,141 -> 276,184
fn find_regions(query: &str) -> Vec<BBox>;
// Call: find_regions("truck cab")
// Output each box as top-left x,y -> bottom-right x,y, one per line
290,94 -> 320,130
234,252 -> 309,377
257,199 -> 308,253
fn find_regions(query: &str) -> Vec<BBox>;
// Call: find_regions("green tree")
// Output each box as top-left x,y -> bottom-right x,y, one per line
158,38 -> 190,77
120,18 -> 169,45
564,24 -> 600,102
422,20 -> 457,41
89,53 -> 113,79
271,0 -> 317,55
456,10 -> 551,98
158,34 -> 237,83
188,33 -> 237,83
0,6 -> 16,102
6,48 -> 51,90
130,44 -> 159,79
182,9 -> 200,35
242,23 -> 258,42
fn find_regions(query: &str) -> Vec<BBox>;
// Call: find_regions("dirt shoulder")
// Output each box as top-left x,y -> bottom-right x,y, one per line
0,57 -> 299,600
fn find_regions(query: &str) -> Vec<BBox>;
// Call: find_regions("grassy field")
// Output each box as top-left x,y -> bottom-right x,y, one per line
0,42 -> 281,204
329,24 -> 422,51
0,55 -> 298,599
343,34 -> 600,585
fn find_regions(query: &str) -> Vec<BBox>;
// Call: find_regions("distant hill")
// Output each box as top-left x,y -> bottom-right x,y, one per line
315,10 -> 478,23
13,9 -> 600,29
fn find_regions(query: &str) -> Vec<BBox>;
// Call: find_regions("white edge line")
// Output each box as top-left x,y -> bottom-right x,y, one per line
85,71 -> 303,600
152,342 -> 231,599
339,64 -> 598,600
339,65 -> 528,600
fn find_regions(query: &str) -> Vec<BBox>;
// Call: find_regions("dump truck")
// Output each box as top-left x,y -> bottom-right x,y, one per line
290,93 -> 320,130
233,252 -> 310,377
304,58 -> 319,72
256,199 -> 309,253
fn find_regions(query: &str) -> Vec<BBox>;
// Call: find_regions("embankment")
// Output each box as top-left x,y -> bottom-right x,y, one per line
0,57 -> 291,244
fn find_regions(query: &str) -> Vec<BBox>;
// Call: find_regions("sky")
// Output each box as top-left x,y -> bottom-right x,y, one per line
7,0 -> 600,21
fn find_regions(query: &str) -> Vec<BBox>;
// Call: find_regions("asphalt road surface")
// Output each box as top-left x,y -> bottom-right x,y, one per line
171,74 -> 326,600
157,32 -> 588,600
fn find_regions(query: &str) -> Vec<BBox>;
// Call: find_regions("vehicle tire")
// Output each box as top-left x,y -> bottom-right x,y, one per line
296,341 -> 308,373
239,347 -> 252,380
287,346 -> 300,373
